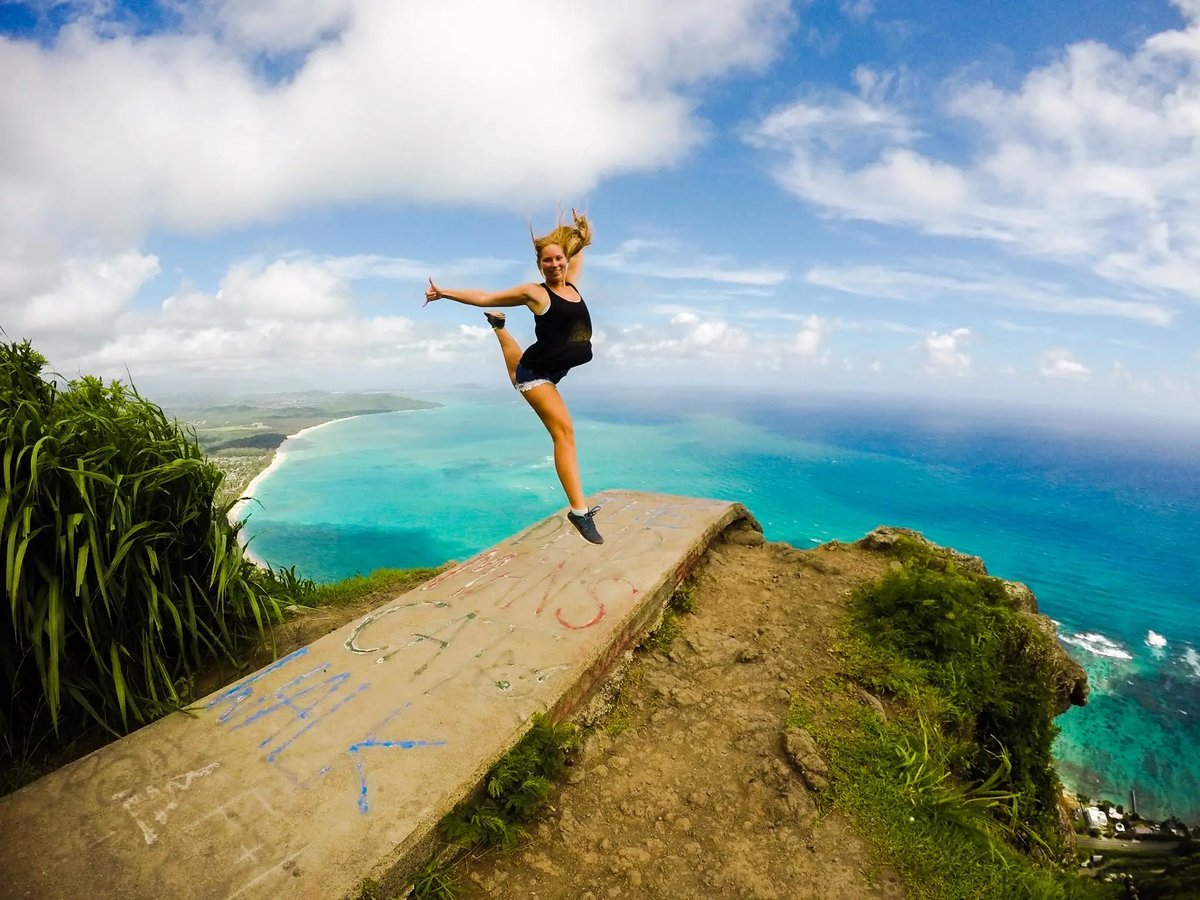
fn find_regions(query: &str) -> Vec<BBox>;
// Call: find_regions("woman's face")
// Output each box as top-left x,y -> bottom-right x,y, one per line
539,244 -> 568,281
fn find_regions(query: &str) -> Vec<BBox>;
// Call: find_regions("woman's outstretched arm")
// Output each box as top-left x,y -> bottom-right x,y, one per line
425,279 -> 542,310
566,248 -> 585,285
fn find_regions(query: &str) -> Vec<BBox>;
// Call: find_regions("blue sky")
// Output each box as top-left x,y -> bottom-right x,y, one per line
2,0 -> 1198,421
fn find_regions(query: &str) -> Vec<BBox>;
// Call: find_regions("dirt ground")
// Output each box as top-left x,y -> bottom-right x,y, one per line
448,520 -> 907,900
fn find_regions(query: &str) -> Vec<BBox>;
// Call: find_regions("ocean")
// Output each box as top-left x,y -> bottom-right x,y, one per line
238,386 -> 1200,823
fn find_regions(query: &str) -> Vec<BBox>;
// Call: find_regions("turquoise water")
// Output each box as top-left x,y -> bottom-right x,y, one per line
241,387 -> 1200,822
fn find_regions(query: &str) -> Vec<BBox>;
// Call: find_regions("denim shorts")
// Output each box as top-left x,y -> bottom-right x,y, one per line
514,361 -> 570,393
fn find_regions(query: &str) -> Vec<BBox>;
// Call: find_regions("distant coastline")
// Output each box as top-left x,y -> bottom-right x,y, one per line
227,414 -> 359,527
177,390 -> 442,568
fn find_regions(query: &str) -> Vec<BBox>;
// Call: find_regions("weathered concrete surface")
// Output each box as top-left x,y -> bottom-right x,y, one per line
0,491 -> 757,900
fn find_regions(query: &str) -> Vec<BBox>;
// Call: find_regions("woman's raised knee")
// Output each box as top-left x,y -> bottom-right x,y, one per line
548,420 -> 575,444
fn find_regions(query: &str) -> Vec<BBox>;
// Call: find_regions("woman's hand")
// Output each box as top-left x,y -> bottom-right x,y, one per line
424,277 -> 441,307
572,208 -> 591,245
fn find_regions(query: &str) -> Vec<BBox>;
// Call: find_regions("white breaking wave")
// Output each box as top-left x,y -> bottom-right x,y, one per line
1146,630 -> 1168,649
1060,631 -> 1134,661
1185,647 -> 1200,679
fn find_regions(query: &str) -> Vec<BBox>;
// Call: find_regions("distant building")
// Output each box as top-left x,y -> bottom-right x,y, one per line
1085,807 -> 1108,831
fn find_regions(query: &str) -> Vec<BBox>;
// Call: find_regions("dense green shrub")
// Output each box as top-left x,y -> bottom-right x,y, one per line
848,545 -> 1063,853
1,340 -> 283,754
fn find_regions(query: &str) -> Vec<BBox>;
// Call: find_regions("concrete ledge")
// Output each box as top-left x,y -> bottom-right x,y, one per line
0,491 -> 758,900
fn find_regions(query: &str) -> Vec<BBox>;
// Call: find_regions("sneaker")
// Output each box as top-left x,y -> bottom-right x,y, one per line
567,506 -> 604,544
484,311 -> 506,329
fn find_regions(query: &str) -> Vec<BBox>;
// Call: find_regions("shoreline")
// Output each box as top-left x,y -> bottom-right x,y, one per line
1049,632 -> 1200,827
1056,774 -> 1199,830
228,414 -> 363,567
228,415 -> 359,519
225,408 -> 440,568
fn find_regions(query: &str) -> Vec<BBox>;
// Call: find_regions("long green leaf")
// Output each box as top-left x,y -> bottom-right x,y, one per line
109,642 -> 129,726
46,580 -> 63,723
2,443 -> 14,496
107,522 -> 150,572
74,543 -> 90,596
86,520 -> 110,608
6,519 -> 23,609
28,434 -> 51,491
64,682 -> 119,737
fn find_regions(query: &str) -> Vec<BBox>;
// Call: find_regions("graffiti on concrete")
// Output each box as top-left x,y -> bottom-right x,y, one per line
191,496 -> 712,828
418,498 -> 704,613
347,705 -> 448,814
174,785 -> 302,898
112,761 -> 222,845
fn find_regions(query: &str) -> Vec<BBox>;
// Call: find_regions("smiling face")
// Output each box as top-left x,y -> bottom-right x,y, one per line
538,243 -> 568,284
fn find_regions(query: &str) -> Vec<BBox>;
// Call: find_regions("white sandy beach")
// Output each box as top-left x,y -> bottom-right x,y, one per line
227,415 -> 362,565
229,415 -> 359,519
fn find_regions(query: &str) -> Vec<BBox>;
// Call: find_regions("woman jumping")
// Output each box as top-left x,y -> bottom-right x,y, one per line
424,210 -> 603,544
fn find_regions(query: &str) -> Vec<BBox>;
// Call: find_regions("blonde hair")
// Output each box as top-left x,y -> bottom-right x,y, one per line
531,209 -> 592,262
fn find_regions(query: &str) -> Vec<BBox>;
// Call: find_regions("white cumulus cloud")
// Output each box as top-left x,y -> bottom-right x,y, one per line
74,314 -> 419,378
45,249 -> 477,382
0,0 -> 792,252
1,250 -> 160,359
1040,349 -> 1092,380
923,327 -> 971,376
793,314 -> 825,356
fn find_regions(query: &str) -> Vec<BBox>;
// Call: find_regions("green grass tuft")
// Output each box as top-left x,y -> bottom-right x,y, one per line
408,859 -> 460,900
440,714 -> 578,850
640,579 -> 698,654
306,566 -> 446,608
668,581 -> 696,615
641,609 -> 681,653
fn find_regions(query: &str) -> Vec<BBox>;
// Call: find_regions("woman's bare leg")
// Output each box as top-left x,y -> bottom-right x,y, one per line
520,383 -> 585,509
493,327 -> 523,386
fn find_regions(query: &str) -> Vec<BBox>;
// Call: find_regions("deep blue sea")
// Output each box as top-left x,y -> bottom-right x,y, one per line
239,387 -> 1200,822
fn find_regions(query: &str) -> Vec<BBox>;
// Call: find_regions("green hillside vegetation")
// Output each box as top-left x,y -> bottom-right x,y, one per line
168,390 -> 441,454
205,432 -> 289,452
794,535 -> 1105,898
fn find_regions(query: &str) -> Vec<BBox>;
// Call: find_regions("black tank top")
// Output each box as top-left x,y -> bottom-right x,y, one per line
519,282 -> 593,372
